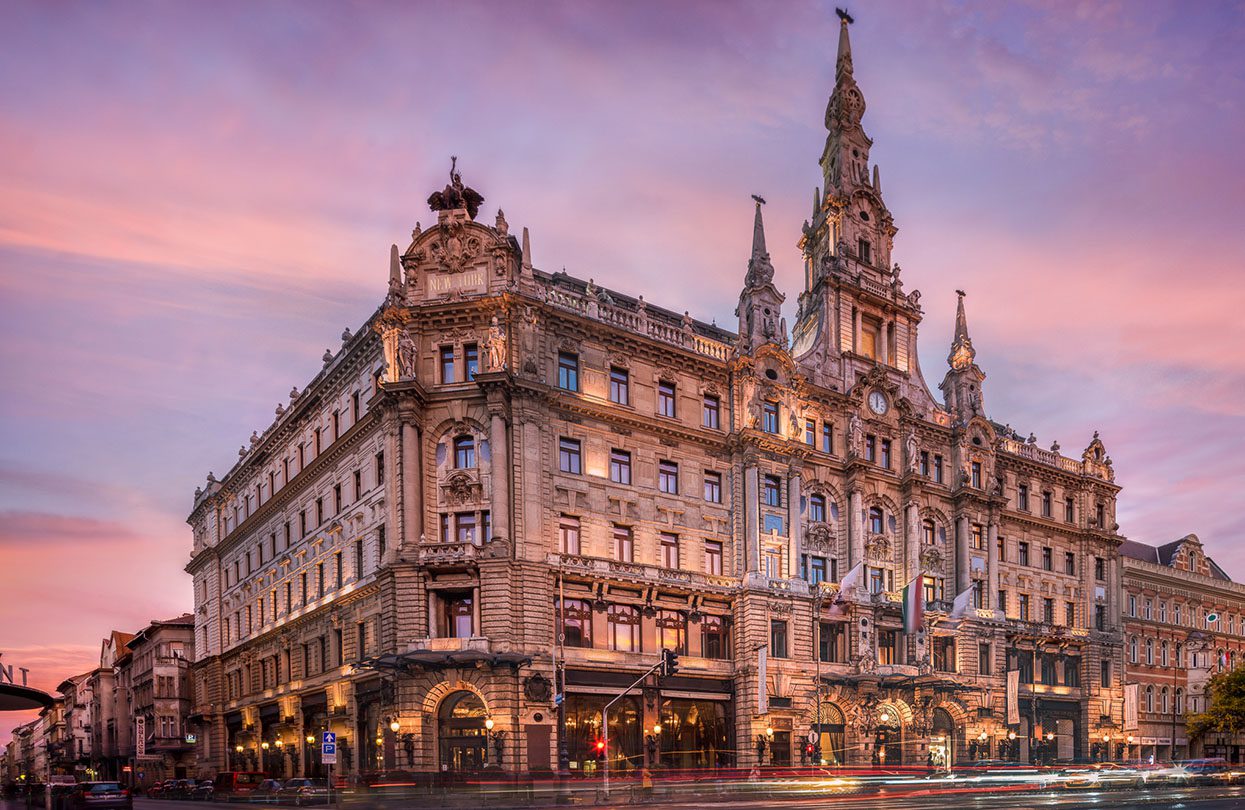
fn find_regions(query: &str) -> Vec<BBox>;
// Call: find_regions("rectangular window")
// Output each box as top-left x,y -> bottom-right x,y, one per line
881,439 -> 892,469
356,622 -> 367,659
1096,502 -> 1106,529
822,423 -> 833,454
933,637 -> 956,672
300,510 -> 307,536
1065,552 -> 1076,576
613,525 -> 633,562
1100,660 -> 1111,689
317,560 -> 325,596
659,533 -> 680,569
1065,602 -> 1075,627
439,345 -> 456,383
704,540 -> 723,575
979,643 -> 992,676
609,449 -> 632,484
808,556 -> 828,585
609,367 -> 630,405
933,455 -> 944,483
808,495 -> 826,523
658,460 -> 679,494
557,351 -> 579,391
1018,484 -> 1029,511
316,497 -> 324,525
656,609 -> 687,655
351,390 -> 360,422
804,418 -> 816,446
455,512 -> 477,543
558,516 -> 580,555
1018,541 -> 1030,567
560,599 -> 592,648
879,629 -> 901,666
314,427 -> 322,454
762,474 -> 782,507
1043,597 -> 1054,624
702,616 -> 730,659
865,435 -> 877,462
438,591 -> 474,639
997,536 -> 1006,562
702,395 -> 720,429
971,524 -> 985,550
559,437 -> 582,474
762,401 -> 779,433
375,451 -> 385,486
1042,547 -> 1052,571
770,620 -> 788,659
1018,593 -> 1030,621
919,450 -> 930,476
819,622 -> 845,663
923,575 -> 944,603
1094,557 -> 1106,581
335,551 -> 343,588
439,513 -> 450,542
1041,490 -> 1053,518
1065,497 -> 1075,523
703,471 -> 722,503
353,469 -> 362,500
354,538 -> 364,578
971,461 -> 982,488
334,483 -> 342,514
332,410 -> 341,440
608,604 -> 641,652
658,381 -> 677,418
997,589 -> 1007,613
1095,604 -> 1106,631
463,342 -> 478,380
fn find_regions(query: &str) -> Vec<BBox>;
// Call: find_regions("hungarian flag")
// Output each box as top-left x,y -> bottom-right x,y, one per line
902,575 -> 924,634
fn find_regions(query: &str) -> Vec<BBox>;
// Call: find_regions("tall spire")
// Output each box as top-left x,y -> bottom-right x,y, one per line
745,195 -> 774,287
948,289 -> 976,369
835,7 -> 855,78
387,244 -> 403,302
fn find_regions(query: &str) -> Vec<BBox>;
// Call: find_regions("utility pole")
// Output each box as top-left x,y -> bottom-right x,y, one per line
602,656 -> 668,799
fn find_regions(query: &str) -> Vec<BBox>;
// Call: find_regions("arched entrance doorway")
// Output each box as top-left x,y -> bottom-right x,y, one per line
873,706 -> 902,766
930,708 -> 955,770
437,691 -> 488,773
814,703 -> 847,766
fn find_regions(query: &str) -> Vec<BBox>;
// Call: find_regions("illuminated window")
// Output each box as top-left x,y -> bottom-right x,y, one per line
762,401 -> 779,434
658,381 -> 677,418
557,351 -> 579,391
609,449 -> 631,484
453,435 -> 475,468
609,367 -> 629,405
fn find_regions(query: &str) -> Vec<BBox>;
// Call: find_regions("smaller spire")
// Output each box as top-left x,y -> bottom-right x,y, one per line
812,186 -> 821,217
835,7 -> 855,77
750,194 -> 768,258
744,195 -> 775,288
948,289 -> 976,368
521,226 -> 532,272
388,244 -> 403,301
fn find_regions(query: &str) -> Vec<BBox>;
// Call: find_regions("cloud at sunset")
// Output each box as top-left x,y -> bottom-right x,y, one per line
1,0 -> 1243,744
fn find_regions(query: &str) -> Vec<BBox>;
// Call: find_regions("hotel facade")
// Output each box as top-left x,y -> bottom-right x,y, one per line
185,20 -> 1135,777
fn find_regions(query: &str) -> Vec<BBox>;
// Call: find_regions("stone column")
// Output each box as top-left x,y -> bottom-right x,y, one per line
853,308 -> 863,354
787,467 -> 802,579
848,488 -> 864,569
955,513 -> 971,595
880,320 -> 890,365
744,464 -> 760,573
904,501 -> 920,584
402,421 -> 423,546
987,518 -> 1000,611
489,409 -> 510,542
1109,554 -> 1122,628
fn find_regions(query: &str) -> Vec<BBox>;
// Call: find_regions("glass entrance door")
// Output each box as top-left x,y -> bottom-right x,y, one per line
437,691 -> 488,773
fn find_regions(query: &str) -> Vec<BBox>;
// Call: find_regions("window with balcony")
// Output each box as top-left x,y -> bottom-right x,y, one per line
702,394 -> 720,429
558,516 -> 580,555
703,471 -> 722,503
658,381 -> 677,418
658,460 -> 679,494
453,435 -> 475,468
608,604 -> 641,652
613,525 -> 633,562
609,449 -> 631,484
923,575 -> 944,603
878,629 -> 901,665
933,637 -> 956,672
557,351 -> 579,391
559,437 -> 582,474
704,540 -> 723,575
560,599 -> 592,648
762,401 -> 779,433
609,367 -> 629,405
1043,598 -> 1054,624
455,512 -> 477,543
804,555 -> 829,585
436,590 -> 474,638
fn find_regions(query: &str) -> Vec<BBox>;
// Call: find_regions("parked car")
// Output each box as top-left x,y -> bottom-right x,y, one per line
70,782 -> 132,810
247,780 -> 283,804
1181,758 -> 1233,786
210,773 -> 267,802
191,781 -> 215,801
167,780 -> 197,800
275,779 -> 330,806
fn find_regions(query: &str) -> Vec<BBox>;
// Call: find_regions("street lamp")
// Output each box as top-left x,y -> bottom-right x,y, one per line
305,734 -> 315,745
388,719 -> 401,734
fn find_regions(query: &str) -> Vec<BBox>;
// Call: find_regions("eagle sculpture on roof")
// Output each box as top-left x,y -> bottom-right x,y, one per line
427,156 -> 485,220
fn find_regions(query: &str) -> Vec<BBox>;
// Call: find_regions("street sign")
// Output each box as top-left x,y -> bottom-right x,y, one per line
554,693 -> 563,706
321,731 -> 337,765
807,730 -> 818,744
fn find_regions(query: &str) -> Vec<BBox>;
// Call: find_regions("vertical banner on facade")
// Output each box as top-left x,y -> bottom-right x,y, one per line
757,647 -> 768,715
1124,683 -> 1139,730
1005,670 -> 1020,726
135,716 -> 146,759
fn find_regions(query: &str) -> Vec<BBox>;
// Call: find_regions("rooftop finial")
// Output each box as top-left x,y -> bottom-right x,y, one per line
835,8 -> 854,76
949,289 -> 975,368
744,196 -> 774,287
750,195 -> 768,259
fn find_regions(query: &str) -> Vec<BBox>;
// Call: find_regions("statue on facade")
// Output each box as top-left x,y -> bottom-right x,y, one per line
848,412 -> 863,457
904,428 -> 919,473
396,331 -> 417,380
427,156 -> 485,220
486,315 -> 508,371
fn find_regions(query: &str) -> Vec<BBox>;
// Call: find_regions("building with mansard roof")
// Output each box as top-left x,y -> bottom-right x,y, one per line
186,17 -> 1130,776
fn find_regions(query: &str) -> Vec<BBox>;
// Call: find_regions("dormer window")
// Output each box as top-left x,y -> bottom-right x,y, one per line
858,239 -> 872,264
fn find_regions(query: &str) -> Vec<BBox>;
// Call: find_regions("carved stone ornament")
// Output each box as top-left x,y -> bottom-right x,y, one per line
441,471 -> 480,506
524,673 -> 552,704
865,534 -> 891,561
429,219 -> 483,273
805,523 -> 834,552
919,545 -> 943,570
485,315 -> 508,371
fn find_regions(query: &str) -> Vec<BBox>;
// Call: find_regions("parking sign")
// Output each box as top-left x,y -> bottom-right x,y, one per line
321,731 -> 337,765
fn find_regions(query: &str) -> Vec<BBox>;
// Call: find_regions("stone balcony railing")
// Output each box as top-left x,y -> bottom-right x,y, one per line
418,541 -> 479,566
408,636 -> 491,654
549,552 -> 738,591
1000,438 -> 1113,481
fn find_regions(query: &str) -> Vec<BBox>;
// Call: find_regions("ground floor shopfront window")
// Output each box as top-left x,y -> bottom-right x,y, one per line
564,694 -> 642,774
656,698 -> 732,769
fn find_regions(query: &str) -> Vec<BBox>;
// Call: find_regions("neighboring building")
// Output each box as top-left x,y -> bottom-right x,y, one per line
186,17 -> 1129,776
93,630 -> 136,781
1121,533 -> 1245,762
55,673 -> 93,779
126,615 -> 196,788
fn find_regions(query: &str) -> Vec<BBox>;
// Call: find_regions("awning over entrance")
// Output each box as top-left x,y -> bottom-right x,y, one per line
357,650 -> 531,673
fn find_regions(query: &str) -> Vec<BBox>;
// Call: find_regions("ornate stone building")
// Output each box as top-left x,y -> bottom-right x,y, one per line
1121,534 -> 1245,763
186,18 -> 1129,777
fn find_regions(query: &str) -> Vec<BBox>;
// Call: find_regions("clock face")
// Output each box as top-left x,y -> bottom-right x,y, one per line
868,391 -> 888,415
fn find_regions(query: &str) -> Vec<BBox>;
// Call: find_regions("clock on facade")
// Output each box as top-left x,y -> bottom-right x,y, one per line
868,391 -> 888,415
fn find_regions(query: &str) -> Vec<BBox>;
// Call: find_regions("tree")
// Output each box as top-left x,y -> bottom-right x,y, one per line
1187,667 -> 1245,740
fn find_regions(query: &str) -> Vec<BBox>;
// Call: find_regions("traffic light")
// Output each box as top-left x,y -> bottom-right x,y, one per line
595,739 -> 606,761
661,648 -> 680,677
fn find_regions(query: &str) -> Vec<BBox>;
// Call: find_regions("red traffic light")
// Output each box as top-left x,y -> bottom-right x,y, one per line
595,740 -> 606,752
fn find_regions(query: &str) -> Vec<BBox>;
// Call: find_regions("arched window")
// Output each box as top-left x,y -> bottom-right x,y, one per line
1160,687 -> 1169,714
1160,640 -> 1169,667
1144,685 -> 1154,713
1175,688 -> 1184,715
1129,637 -> 1138,664
453,435 -> 475,468
1145,638 -> 1153,665
869,507 -> 884,534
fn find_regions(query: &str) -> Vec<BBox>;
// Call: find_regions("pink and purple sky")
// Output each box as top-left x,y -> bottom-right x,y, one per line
2,0 -> 1243,742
